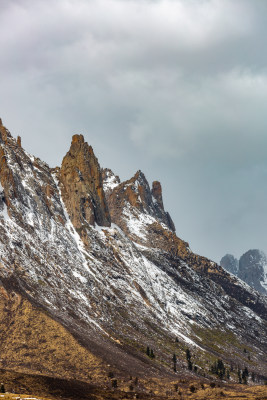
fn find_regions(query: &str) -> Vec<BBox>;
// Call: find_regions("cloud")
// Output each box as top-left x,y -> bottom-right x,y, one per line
1,0 -> 267,261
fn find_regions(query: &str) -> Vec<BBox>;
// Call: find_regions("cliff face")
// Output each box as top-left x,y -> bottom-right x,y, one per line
59,135 -> 110,244
104,169 -> 176,236
0,120 -> 267,387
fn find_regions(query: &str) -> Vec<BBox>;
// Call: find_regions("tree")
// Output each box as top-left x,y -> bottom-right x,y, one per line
186,349 -> 191,362
238,368 -> 242,384
0,384 -> 5,394
242,367 -> 249,384
111,379 -> 118,388
210,359 -> 225,379
186,348 -> 192,370
188,360 -> 193,371
146,346 -> 150,356
172,353 -> 177,372
189,385 -> 196,393
217,359 -> 225,379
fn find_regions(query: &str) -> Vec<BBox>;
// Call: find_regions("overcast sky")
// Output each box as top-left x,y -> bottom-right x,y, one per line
1,0 -> 267,263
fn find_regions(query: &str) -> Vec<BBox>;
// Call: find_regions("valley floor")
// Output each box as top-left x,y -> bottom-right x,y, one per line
0,369 -> 266,400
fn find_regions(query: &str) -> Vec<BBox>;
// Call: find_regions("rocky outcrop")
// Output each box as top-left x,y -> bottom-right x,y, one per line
102,168 -> 120,196
59,135 -> 111,243
238,250 -> 267,295
220,254 -> 239,275
106,170 -> 175,234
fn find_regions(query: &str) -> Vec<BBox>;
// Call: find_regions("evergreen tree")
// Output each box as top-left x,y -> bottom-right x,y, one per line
146,346 -> 150,356
172,353 -> 177,372
210,359 -> 225,379
111,379 -> 118,388
238,368 -> 242,384
0,384 -> 5,394
186,348 -> 192,370
186,349 -> 191,362
242,367 -> 249,384
217,359 -> 225,379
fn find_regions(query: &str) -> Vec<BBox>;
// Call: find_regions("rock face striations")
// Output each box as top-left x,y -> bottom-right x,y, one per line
0,119 -> 267,389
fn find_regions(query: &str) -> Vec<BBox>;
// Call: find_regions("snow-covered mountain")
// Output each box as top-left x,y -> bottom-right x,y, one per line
0,119 -> 267,390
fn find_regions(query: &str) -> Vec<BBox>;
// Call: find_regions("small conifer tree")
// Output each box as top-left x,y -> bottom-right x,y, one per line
186,348 -> 192,370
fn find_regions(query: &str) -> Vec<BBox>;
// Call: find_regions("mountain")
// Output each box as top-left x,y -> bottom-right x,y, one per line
220,250 -> 267,295
0,119 -> 267,398
220,254 -> 239,276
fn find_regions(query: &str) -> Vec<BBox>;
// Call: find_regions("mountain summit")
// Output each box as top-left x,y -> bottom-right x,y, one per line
0,120 -> 267,397
220,249 -> 267,295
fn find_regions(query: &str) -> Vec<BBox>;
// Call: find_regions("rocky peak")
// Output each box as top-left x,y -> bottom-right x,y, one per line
220,250 -> 267,295
59,135 -> 111,241
16,136 -> 22,148
238,249 -> 267,295
105,169 -> 175,238
151,180 -> 175,232
220,254 -> 239,275
102,168 -> 120,196
0,120 -> 12,143
72,134 -> 84,145
152,181 -> 164,209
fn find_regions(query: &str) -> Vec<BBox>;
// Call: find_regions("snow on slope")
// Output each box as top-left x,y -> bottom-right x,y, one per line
0,130 -> 266,365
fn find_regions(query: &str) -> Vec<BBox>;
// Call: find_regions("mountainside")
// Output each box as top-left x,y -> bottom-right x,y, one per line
0,119 -> 267,397
220,250 -> 267,295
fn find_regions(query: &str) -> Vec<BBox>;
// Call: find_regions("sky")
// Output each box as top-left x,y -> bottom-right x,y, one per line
1,0 -> 267,263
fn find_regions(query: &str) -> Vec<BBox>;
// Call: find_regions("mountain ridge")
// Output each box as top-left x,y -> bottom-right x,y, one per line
0,120 -> 266,397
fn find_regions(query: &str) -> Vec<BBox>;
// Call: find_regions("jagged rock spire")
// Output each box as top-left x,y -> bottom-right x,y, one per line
59,135 -> 111,239
105,169 -> 175,232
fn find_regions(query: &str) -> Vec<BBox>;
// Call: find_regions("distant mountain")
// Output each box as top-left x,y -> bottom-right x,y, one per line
220,254 -> 239,275
0,118 -> 267,397
220,249 -> 267,295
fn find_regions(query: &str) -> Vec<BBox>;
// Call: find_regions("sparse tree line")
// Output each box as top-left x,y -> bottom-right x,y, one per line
143,343 -> 267,386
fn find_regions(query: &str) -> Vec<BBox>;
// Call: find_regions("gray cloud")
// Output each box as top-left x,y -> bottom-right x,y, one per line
1,0 -> 267,262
